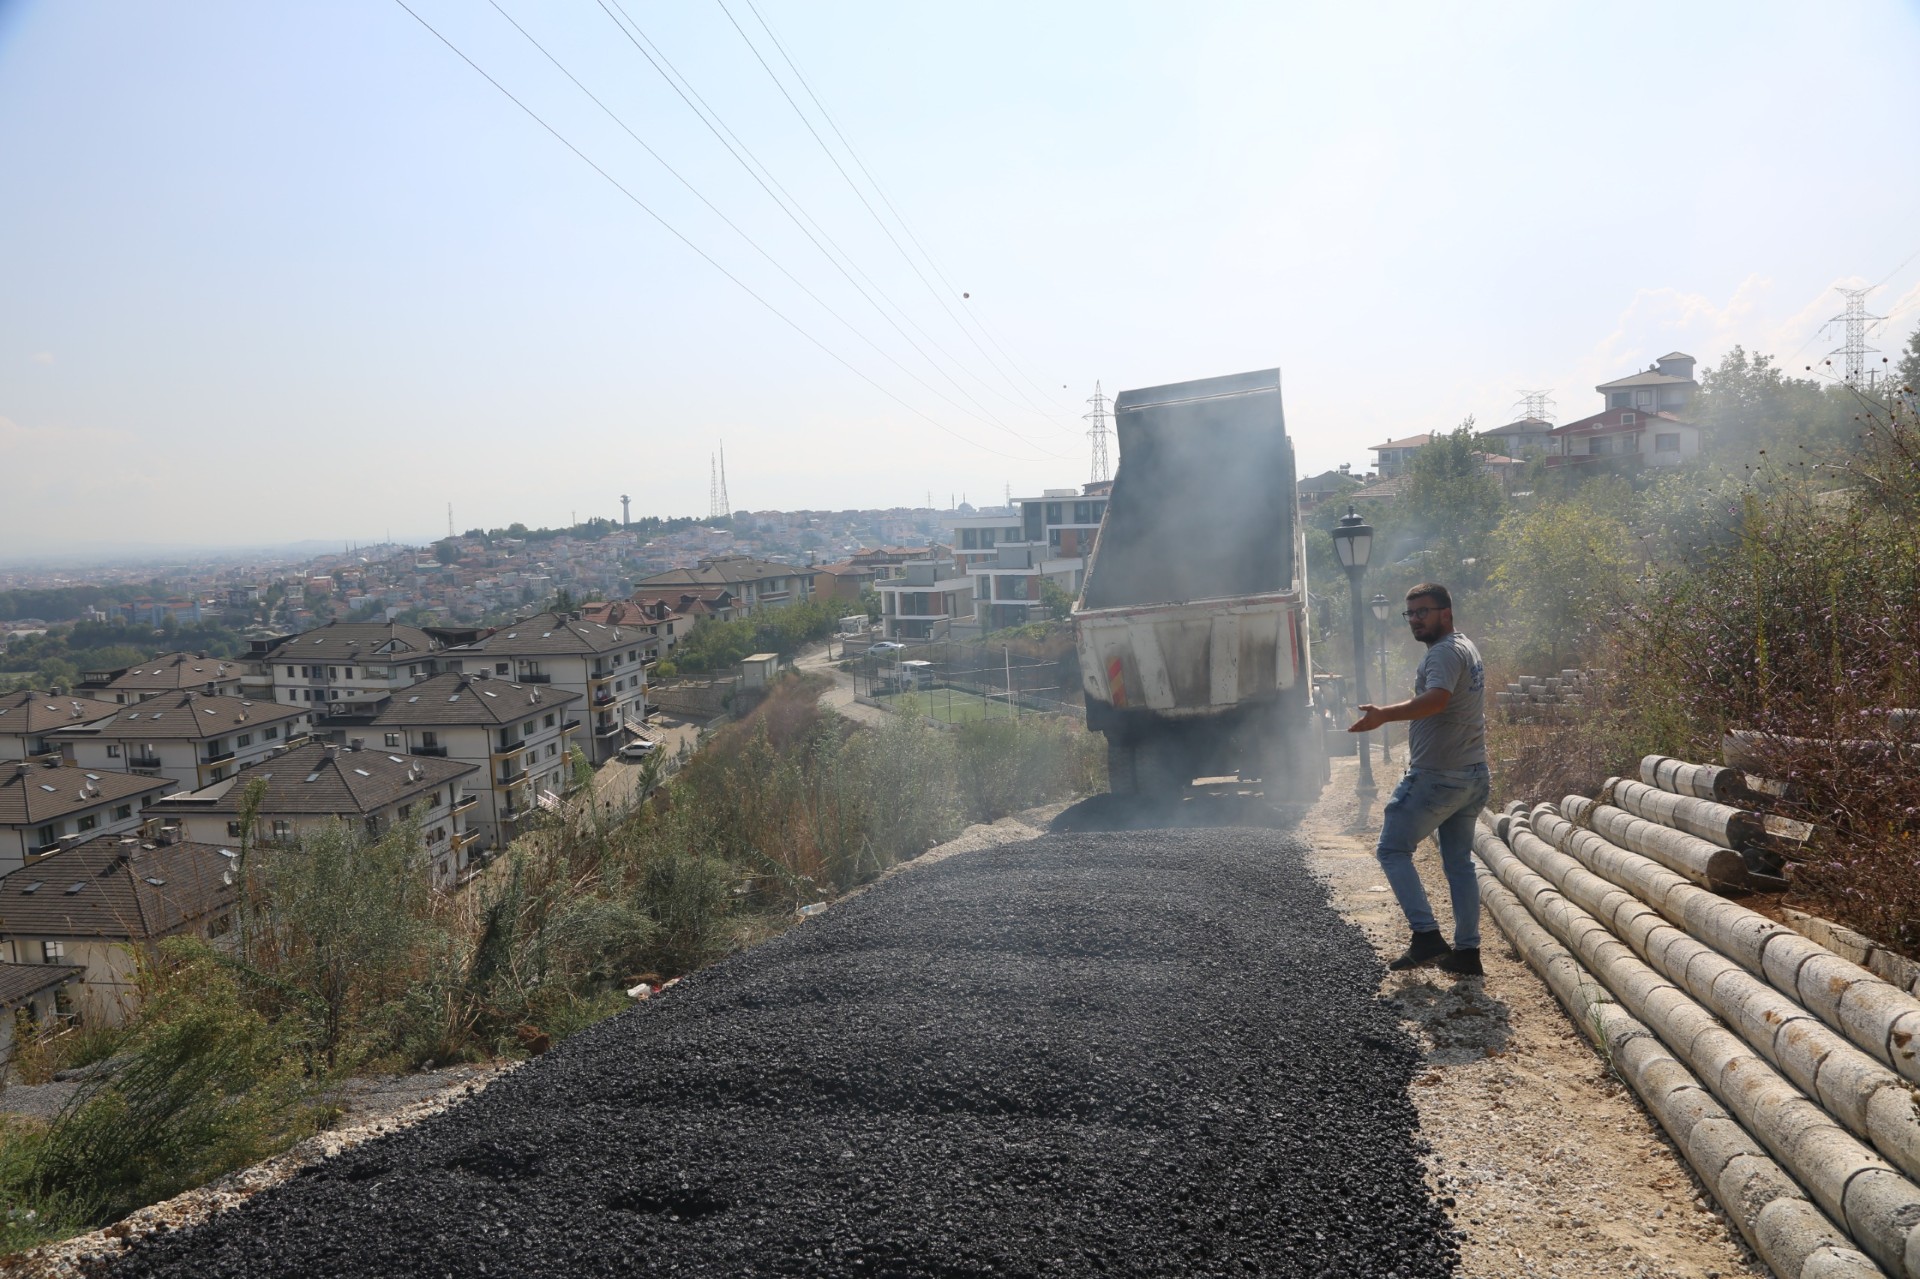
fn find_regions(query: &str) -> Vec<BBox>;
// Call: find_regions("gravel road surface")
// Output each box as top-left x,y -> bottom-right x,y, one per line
106,827 -> 1458,1278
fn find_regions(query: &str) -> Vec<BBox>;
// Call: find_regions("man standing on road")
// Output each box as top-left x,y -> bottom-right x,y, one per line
1348,583 -> 1490,977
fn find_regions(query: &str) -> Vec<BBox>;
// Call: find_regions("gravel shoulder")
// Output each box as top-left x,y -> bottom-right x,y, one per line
1305,756 -> 1766,1279
93,821 -> 1460,1278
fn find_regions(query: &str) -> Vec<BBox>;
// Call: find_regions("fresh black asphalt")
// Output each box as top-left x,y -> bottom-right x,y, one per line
105,827 -> 1459,1278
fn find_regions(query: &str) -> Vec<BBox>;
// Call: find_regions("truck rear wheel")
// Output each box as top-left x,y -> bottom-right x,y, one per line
1104,736 -> 1138,798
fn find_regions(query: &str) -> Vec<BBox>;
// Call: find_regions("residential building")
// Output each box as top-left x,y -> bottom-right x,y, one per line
442,612 -> 649,765
362,671 -> 582,851
630,589 -> 735,625
0,690 -> 121,761
259,620 -> 444,714
1480,417 -> 1558,460
52,693 -> 309,791
1598,352 -> 1698,413
583,598 -> 685,665
1296,466 -> 1362,509
1551,407 -> 1701,468
148,740 -> 480,889
1551,352 -> 1703,470
952,487 -> 1108,633
80,651 -> 245,704
0,832 -> 238,1025
0,763 -> 177,874
2,962 -> 84,1069
810,561 -> 874,604
1369,434 -> 1432,479
632,556 -> 815,617
874,557 -> 976,641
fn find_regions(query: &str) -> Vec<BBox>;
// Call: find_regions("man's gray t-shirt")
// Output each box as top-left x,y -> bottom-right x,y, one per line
1408,632 -> 1486,770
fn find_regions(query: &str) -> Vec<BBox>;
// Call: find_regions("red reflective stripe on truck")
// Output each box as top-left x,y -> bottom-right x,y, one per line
1107,656 -> 1128,709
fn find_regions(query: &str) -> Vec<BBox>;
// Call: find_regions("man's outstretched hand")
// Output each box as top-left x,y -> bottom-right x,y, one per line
1349,704 -> 1388,734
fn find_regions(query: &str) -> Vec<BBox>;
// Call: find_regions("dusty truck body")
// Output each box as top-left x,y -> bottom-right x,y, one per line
1073,368 -> 1326,801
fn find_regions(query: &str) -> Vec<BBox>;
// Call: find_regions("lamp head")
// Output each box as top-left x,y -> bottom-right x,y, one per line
1331,505 -> 1373,571
1370,592 -> 1390,622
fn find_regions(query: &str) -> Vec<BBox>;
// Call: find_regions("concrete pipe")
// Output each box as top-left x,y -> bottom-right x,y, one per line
1476,828 -> 1920,1277
1604,776 -> 1766,851
1524,808 -> 1920,1185
1471,831 -> 1888,1279
1565,793 -> 1749,890
1640,754 -> 1751,804
1558,799 -> 1920,1088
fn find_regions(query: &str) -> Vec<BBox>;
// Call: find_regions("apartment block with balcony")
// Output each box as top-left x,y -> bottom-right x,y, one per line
0,690 -> 121,762
874,558 -> 975,641
362,672 -> 582,852
0,762 -> 177,874
148,740 -> 480,889
258,620 -> 443,715
51,693 -> 310,790
79,652 -> 244,704
442,611 -> 649,765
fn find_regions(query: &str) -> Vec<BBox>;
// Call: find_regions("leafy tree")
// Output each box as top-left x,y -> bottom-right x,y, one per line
1897,321 -> 1920,405
433,540 -> 458,566
1398,418 -> 1504,590
1487,481 -> 1636,671
1039,577 -> 1075,621
858,586 -> 882,623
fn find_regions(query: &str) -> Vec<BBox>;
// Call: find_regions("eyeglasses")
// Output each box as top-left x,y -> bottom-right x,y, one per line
1401,606 -> 1441,620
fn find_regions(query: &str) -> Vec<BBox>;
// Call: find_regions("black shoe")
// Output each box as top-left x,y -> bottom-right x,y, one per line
1437,947 -> 1483,978
1388,930 -> 1451,971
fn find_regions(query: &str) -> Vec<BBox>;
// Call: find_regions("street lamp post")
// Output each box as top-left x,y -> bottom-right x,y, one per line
1371,592 -> 1393,763
1331,506 -> 1375,798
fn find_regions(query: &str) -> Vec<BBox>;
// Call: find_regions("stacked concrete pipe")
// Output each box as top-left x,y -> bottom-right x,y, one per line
1574,793 -> 1750,890
1528,807 -> 1920,1180
1560,796 -> 1920,1088
1604,775 -> 1767,850
1640,754 -> 1751,804
1472,819 -> 1888,1278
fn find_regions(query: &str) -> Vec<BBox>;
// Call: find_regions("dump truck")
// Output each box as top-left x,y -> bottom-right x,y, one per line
1073,368 -> 1326,801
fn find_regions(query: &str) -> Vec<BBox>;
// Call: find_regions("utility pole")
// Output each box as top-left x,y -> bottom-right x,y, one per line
1827,286 -> 1885,387
718,440 -> 731,513
1513,389 -> 1556,423
1084,381 -> 1112,483
709,455 -> 722,521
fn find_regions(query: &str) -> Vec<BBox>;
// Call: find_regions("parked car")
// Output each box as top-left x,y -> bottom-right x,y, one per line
618,739 -> 658,760
867,641 -> 907,654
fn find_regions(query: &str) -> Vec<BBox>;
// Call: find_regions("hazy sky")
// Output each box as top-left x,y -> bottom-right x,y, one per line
5,1 -> 1920,552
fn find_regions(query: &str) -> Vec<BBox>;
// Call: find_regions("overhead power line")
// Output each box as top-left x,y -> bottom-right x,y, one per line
487,0 -> 1061,456
390,0 -> 1057,464
716,0 -> 1074,433
740,0 -> 1076,419
597,0 -> 1059,452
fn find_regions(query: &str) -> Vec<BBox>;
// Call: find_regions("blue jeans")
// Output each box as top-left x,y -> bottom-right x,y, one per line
1375,764 -> 1491,949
